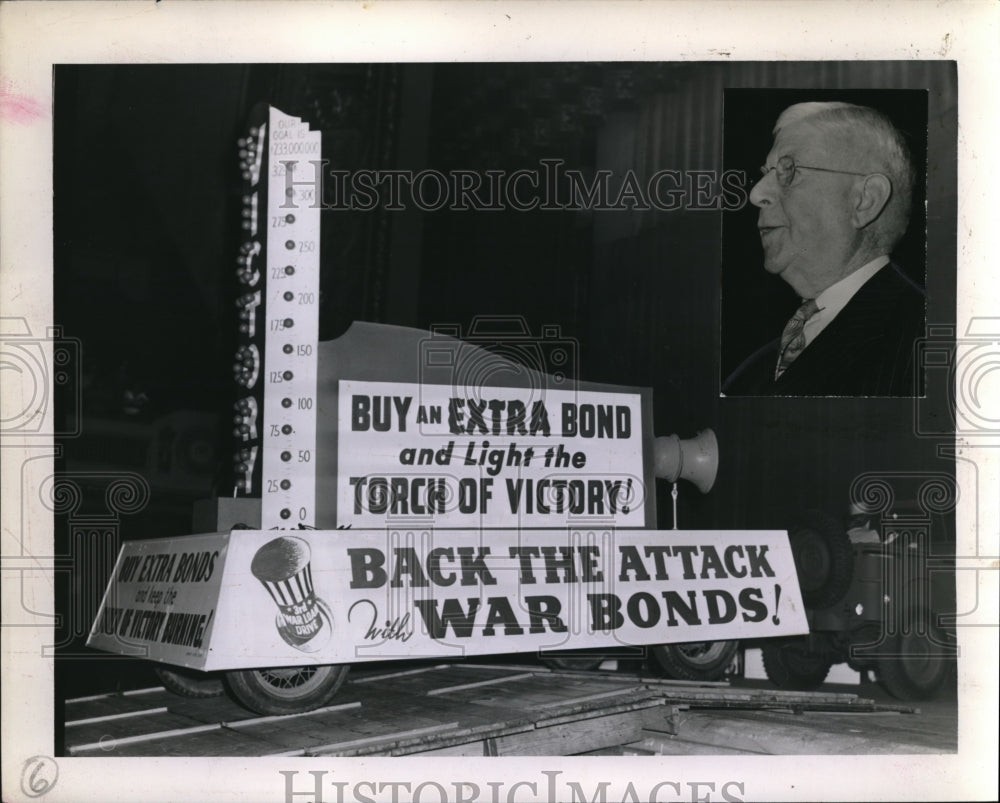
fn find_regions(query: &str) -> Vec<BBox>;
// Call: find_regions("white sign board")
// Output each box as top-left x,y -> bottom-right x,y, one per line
87,533 -> 228,670
337,379 -> 647,528
199,528 -> 807,671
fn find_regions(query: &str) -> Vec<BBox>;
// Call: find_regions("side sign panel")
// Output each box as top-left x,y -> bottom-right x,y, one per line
86,533 -> 229,670
203,528 -> 807,671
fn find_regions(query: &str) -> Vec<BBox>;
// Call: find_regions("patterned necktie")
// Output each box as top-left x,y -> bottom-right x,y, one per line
775,298 -> 820,379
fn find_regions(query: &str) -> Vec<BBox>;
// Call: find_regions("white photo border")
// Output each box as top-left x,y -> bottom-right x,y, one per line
1,2 -> 997,802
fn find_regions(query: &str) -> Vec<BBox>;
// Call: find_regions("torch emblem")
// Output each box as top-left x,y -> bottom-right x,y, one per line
251,536 -> 331,652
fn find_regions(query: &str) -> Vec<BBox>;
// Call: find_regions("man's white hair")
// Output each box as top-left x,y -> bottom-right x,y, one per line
775,101 -> 916,252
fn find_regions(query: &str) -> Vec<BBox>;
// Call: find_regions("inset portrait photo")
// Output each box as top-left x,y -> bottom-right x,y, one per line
720,88 -> 942,397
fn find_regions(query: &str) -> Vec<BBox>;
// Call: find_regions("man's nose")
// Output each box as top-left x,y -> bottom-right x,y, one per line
749,172 -> 775,208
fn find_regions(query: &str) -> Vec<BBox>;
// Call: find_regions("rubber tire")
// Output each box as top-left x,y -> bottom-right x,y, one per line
154,665 -> 226,698
788,510 -> 854,609
541,655 -> 605,672
224,664 -> 350,715
650,640 -> 739,681
761,639 -> 833,691
876,606 -> 954,701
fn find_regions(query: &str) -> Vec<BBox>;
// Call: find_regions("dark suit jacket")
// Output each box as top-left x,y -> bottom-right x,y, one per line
722,263 -> 925,397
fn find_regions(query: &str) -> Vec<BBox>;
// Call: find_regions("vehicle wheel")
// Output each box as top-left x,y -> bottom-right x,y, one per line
650,640 -> 739,681
224,664 -> 350,715
154,665 -> 226,698
761,639 -> 833,691
541,654 -> 605,672
788,510 -> 854,609
876,606 -> 954,701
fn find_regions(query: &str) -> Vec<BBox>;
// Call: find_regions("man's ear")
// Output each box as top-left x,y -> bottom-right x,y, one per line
852,173 -> 892,229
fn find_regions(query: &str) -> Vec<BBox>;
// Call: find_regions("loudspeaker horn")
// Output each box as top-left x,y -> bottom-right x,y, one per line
653,429 -> 719,494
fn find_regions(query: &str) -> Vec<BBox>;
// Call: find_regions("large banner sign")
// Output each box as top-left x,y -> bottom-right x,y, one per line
337,379 -> 648,529
91,528 -> 809,671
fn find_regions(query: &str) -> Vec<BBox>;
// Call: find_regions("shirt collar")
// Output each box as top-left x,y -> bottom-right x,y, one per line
801,255 -> 890,345
813,255 -> 890,315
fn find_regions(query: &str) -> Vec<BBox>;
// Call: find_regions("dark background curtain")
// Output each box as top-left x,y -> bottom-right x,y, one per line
53,60 -> 957,543
51,60 -> 957,704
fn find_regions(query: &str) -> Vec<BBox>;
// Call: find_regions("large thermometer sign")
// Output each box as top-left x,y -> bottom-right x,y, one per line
233,105 -> 321,528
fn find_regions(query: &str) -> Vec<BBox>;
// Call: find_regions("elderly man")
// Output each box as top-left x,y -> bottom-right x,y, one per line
722,102 -> 925,396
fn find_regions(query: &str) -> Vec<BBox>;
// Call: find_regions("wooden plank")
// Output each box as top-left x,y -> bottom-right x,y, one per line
671,711 -> 947,755
642,686 -> 867,709
406,697 -> 669,757
536,687 -> 639,709
72,663 -> 948,758
640,710 -> 681,737
530,690 -> 666,729
246,680 -> 666,755
809,706 -> 915,715
667,699 -> 917,714
538,698 -> 666,728
632,674 -> 733,687
66,711 -> 212,753
329,689 -> 668,757
464,662 -> 557,673
492,708 -> 655,756
69,722 -> 223,754
121,686 -> 169,697
72,726 -> 280,757
226,723 -> 342,751
64,690 -> 178,720
630,735 -> 767,756
161,695 -> 261,724
237,692 -> 460,751
725,687 -> 860,702
66,691 -> 138,703
368,705 -> 659,758
64,697 -> 150,720
409,741 -> 487,757
426,672 -> 536,696
176,702 -> 370,755
636,676 -> 863,701
238,713 -> 438,749
708,708 -> 956,751
66,707 -> 169,727
348,664 -> 452,684
310,723 -> 461,755
356,665 -> 532,695
224,701 -> 361,728
164,683 -> 367,725
381,719 -> 538,756
655,688 -> 860,704
440,674 -> 632,710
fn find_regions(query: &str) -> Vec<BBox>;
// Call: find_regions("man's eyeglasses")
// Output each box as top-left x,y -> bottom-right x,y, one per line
759,155 -> 870,188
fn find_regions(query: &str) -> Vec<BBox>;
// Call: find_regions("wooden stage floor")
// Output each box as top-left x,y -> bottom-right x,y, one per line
62,662 -> 957,758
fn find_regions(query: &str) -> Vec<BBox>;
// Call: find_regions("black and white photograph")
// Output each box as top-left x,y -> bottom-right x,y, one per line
720,88 -> 930,397
1,3 -> 997,802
